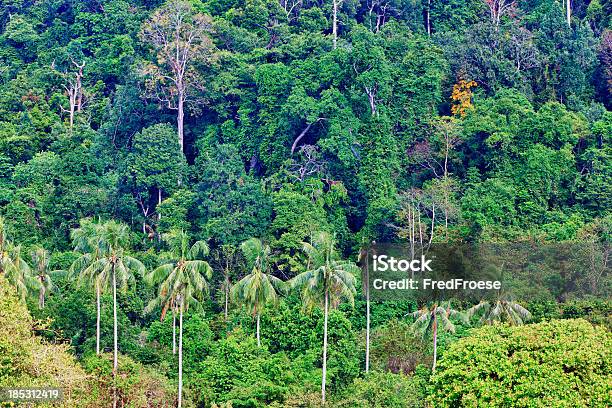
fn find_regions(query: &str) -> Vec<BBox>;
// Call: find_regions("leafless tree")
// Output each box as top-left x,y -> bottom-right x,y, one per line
366,0 -> 395,33
507,26 -> 539,74
52,58 -> 86,133
483,0 -> 516,27
140,0 -> 214,155
280,0 -> 302,22
289,145 -> 327,182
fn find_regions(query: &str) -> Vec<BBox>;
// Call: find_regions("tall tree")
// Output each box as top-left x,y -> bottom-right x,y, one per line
467,298 -> 531,325
145,229 -> 213,408
290,232 -> 358,404
128,123 -> 186,230
213,244 -> 237,322
82,221 -> 144,408
139,0 -> 215,155
332,0 -> 344,49
483,0 -> 517,26
358,241 -> 373,373
30,247 -> 57,309
0,216 -> 11,275
231,238 -> 285,347
411,302 -> 464,372
70,218 -> 107,355
3,244 -> 35,303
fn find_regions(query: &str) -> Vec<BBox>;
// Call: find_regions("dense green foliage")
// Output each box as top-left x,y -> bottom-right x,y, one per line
0,0 -> 610,406
429,319 -> 612,407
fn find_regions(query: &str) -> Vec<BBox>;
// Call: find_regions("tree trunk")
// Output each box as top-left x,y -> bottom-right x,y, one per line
566,0 -> 571,26
112,265 -> 118,408
365,250 -> 370,373
426,0 -> 431,36
39,284 -> 45,309
172,313 -> 176,355
96,282 -> 101,355
332,0 -> 339,49
432,313 -> 438,373
158,188 -> 162,221
256,312 -> 261,347
69,96 -> 75,133
291,122 -> 313,154
178,302 -> 184,408
322,290 -> 329,404
177,93 -> 185,154
224,274 -> 229,322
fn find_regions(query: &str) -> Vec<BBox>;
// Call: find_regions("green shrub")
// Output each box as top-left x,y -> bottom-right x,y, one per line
0,276 -> 90,407
333,370 -> 428,408
81,353 -> 178,408
429,319 -> 611,407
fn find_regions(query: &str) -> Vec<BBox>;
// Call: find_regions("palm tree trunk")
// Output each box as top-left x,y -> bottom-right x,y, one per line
112,266 -> 118,408
96,282 -> 101,355
39,284 -> 45,309
224,274 -> 229,322
322,290 -> 329,404
432,314 -> 438,373
256,312 -> 261,347
365,252 -> 370,373
178,303 -> 184,408
172,313 -> 176,355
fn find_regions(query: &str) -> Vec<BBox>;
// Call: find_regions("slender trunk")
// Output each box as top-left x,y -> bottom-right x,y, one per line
112,265 -> 118,408
158,188 -> 162,221
426,0 -> 431,36
96,282 -> 101,355
332,0 -> 338,49
224,274 -> 229,321
291,122 -> 313,154
429,203 -> 435,248
365,251 -> 370,373
256,312 -> 261,347
69,105 -> 75,132
444,181 -> 449,241
178,303 -> 184,408
444,144 -> 449,241
172,313 -> 176,355
39,284 -> 45,309
322,290 -> 329,404
432,313 -> 438,373
177,93 -> 185,155
566,0 -> 571,26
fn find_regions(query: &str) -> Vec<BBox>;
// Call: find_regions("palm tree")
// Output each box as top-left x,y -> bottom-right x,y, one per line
4,244 -> 36,302
79,221 -> 144,408
70,218 -> 108,355
30,247 -> 58,309
0,217 -> 38,302
358,241 -> 374,373
467,297 -> 531,326
0,216 -> 9,274
467,263 -> 531,326
411,302 -> 464,372
231,238 -> 284,347
145,229 -> 213,408
290,231 -> 359,405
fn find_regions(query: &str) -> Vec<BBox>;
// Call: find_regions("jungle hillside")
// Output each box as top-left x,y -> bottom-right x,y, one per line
0,0 -> 611,407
